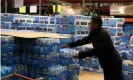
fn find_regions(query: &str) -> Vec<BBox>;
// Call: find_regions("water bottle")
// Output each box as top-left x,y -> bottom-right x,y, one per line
1,66 -> 6,77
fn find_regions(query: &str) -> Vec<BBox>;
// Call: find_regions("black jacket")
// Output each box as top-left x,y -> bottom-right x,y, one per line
68,28 -> 123,80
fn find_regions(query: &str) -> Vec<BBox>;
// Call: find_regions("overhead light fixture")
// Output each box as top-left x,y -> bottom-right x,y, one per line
118,7 -> 126,14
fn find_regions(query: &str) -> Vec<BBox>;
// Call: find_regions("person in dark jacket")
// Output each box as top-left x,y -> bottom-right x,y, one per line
61,17 -> 123,80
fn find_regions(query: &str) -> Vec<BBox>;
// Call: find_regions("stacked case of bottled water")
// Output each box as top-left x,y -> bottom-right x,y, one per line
1,36 -> 21,66
60,48 -> 80,80
74,45 -> 100,73
21,38 -> 68,79
1,13 -> 15,29
1,13 -> 56,33
39,16 -> 56,33
1,36 -> 29,79
1,66 -> 14,77
102,18 -> 124,46
55,15 -> 91,44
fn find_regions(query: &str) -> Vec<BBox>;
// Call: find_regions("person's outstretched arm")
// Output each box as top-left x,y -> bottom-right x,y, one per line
74,35 -> 106,59
68,35 -> 92,48
78,43 -> 104,59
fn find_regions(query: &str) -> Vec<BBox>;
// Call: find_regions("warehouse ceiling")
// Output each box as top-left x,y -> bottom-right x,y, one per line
1,0 -> 133,4
62,0 -> 133,3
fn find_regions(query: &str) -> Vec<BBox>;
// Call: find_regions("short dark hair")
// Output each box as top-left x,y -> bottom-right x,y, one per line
91,17 -> 102,28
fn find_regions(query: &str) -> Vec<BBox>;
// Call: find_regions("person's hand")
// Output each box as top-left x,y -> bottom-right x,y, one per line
61,44 -> 70,48
73,54 -> 79,59
85,57 -> 91,61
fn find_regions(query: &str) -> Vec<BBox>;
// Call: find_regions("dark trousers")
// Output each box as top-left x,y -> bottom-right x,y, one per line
103,60 -> 124,80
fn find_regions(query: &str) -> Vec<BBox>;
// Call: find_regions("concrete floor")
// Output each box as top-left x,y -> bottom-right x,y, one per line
79,71 -> 104,80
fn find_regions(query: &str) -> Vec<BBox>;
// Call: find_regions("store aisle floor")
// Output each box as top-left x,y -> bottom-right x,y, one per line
79,71 -> 104,80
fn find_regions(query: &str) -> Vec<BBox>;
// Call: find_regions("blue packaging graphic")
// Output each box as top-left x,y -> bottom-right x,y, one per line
39,16 -> 49,24
10,22 -> 20,30
1,13 -> 14,22
39,24 -> 47,32
1,66 -> 14,77
56,25 -> 71,34
1,21 -> 11,29
108,27 -> 117,36
26,23 -> 35,30
17,23 -> 27,30
33,23 -> 41,31
55,15 -> 73,24
121,34 -> 131,44
81,26 -> 89,34
49,17 -> 55,24
112,36 -> 121,45
70,26 -> 89,35
33,16 -> 39,23
102,18 -> 116,27
116,27 -> 123,36
47,25 -> 56,33
55,15 -> 84,25
81,16 -> 89,26
60,38 -> 72,45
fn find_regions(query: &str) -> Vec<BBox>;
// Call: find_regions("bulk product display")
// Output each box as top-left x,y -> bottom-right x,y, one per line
102,18 -> 124,45
55,15 -> 101,74
102,18 -> 133,60
1,35 -> 80,80
1,36 -> 30,79
1,13 -> 133,80
1,13 -> 56,33
60,48 -> 80,80
21,38 -> 70,79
